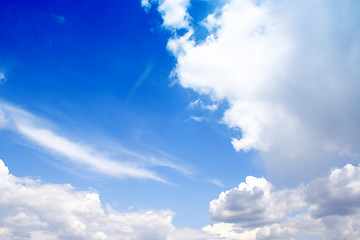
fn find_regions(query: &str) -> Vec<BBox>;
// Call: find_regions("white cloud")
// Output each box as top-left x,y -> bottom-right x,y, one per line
141,0 -> 152,12
207,179 -> 225,188
2,152 -> 360,240
190,115 -> 206,122
159,0 -> 360,181
0,73 -> 6,84
0,159 -> 209,240
209,176 -> 305,228
158,0 -> 191,29
141,0 -> 191,30
305,163 -> 360,218
0,102 -> 192,182
206,163 -> 360,239
189,99 -> 218,112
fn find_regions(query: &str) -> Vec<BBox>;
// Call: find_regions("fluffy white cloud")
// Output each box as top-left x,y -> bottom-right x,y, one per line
158,0 -> 190,29
0,159 -> 208,240
141,0 -> 191,29
159,0 -> 360,181
0,102 -> 193,182
306,164 -> 360,218
206,163 -> 360,239
2,154 -> 360,240
210,176 -> 305,227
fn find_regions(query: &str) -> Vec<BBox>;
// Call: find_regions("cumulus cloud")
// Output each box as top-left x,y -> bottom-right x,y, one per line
154,0 -> 360,180
141,0 -> 191,29
209,176 -> 305,227
0,159 -> 208,240
0,102 -> 193,182
206,163 -> 360,239
305,163 -> 360,218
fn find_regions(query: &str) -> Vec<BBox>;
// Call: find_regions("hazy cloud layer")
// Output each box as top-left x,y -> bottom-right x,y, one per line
206,164 -> 360,239
153,0 -> 360,180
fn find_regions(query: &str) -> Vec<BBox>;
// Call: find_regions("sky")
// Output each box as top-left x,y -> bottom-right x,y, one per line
0,0 -> 359,239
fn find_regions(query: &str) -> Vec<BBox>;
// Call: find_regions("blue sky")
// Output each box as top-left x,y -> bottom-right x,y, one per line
0,0 -> 360,239
0,0 -> 260,229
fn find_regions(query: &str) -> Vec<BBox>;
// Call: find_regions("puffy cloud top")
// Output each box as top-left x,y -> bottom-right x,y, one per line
306,164 -> 360,218
210,176 -> 304,227
0,159 -> 208,240
207,163 -> 360,239
165,0 -> 360,181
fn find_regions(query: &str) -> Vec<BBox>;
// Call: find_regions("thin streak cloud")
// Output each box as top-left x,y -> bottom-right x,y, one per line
0,102 -> 191,183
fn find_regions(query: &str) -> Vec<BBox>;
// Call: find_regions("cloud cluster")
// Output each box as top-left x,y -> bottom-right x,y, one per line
205,163 -> 360,239
0,159 -> 208,240
152,0 -> 360,180
1,160 -> 360,239
0,102 -> 192,183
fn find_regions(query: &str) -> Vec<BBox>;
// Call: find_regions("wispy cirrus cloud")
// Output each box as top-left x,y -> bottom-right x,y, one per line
207,179 -> 225,188
189,115 -> 206,122
189,99 -> 218,112
0,73 -> 6,84
0,102 -> 192,183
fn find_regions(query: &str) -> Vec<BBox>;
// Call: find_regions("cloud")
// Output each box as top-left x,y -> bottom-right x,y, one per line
8,158 -> 358,239
189,99 -> 218,111
52,15 -> 65,24
127,64 -> 153,99
189,115 -> 206,122
0,159 -> 209,240
209,176 -> 305,228
141,0 -> 191,29
2,142 -> 360,240
141,0 -> 152,12
305,163 -> 360,218
207,179 -> 225,188
206,163 -> 360,239
0,73 -> 6,84
0,102 -> 192,182
154,0 -> 360,181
